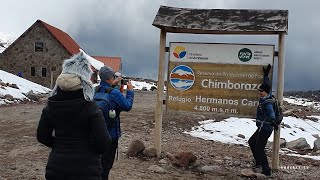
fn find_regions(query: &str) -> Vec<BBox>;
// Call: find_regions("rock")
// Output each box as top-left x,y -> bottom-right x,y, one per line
238,134 -> 245,139
280,138 -> 287,148
241,169 -> 255,177
224,156 -> 232,161
25,90 -> 40,101
295,158 -> 306,165
312,134 -> 319,138
4,94 -> 14,101
198,165 -> 219,173
287,138 -> 311,150
299,127 -> 305,131
313,138 -> 320,151
283,124 -> 291,128
11,84 -> 19,89
190,161 -> 200,167
143,147 -> 157,157
148,165 -> 166,174
255,173 -> 267,179
233,161 -> 241,166
213,159 -> 223,164
159,159 -> 168,164
126,140 -> 145,157
171,152 -> 197,167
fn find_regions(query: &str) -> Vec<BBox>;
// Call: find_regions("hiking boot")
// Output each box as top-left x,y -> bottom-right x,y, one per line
263,171 -> 272,178
251,165 -> 262,173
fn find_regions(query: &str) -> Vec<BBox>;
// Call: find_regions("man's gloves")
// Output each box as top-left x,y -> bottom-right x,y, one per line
263,64 -> 272,76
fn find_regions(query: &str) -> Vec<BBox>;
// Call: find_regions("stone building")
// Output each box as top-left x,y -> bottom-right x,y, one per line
0,20 -> 122,88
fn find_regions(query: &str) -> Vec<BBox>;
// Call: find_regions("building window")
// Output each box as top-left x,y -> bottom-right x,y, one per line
31,67 -> 35,76
35,42 -> 44,52
42,68 -> 47,77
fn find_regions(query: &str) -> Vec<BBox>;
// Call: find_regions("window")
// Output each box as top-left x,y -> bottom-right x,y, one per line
31,67 -> 35,76
42,68 -> 47,77
35,42 -> 44,52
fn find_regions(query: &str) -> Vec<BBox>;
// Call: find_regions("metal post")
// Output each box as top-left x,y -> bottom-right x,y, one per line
272,33 -> 285,170
154,29 -> 166,157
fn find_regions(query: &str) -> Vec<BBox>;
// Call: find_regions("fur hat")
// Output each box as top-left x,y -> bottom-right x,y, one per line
258,83 -> 271,93
99,66 -> 115,82
56,73 -> 82,91
51,52 -> 94,101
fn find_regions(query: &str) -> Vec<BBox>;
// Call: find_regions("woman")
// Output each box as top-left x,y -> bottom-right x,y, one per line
37,52 -> 111,180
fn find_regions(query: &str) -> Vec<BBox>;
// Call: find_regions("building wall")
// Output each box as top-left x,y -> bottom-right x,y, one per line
0,22 -> 71,88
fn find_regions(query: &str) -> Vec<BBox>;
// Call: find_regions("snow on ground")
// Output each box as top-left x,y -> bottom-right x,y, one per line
131,80 -> 156,91
0,32 -> 17,53
186,116 -> 320,160
0,70 -> 51,105
284,97 -> 320,110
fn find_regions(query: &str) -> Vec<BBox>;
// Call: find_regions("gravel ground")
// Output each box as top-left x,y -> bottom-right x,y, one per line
0,91 -> 319,180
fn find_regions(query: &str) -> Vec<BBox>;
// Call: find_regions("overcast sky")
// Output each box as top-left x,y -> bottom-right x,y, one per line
1,0 -> 319,90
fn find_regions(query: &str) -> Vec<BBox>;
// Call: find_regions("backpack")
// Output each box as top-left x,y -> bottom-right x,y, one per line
93,86 -> 115,128
265,95 -> 284,125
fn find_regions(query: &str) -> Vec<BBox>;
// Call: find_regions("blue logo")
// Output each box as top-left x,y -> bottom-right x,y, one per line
169,65 -> 195,91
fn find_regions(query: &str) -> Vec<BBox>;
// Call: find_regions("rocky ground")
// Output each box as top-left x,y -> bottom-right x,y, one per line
0,91 -> 320,180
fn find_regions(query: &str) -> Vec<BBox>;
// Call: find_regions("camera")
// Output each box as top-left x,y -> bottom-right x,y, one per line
121,79 -> 129,84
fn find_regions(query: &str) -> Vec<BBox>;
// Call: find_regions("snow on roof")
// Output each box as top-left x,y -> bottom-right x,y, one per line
79,49 -> 105,71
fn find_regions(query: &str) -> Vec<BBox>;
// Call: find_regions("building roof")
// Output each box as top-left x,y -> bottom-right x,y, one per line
39,20 -> 81,55
92,56 -> 122,72
153,6 -> 288,34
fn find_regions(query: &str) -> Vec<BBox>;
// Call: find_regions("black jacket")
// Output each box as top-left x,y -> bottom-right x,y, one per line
37,89 -> 111,177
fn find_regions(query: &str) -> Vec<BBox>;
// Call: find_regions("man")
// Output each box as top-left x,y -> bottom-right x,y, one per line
97,66 -> 134,180
248,64 -> 277,177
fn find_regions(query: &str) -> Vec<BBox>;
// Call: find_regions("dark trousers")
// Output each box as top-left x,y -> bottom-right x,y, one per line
46,173 -> 101,180
101,139 -> 118,180
248,129 -> 271,173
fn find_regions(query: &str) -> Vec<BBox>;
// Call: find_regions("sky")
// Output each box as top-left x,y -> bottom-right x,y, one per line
0,0 -> 319,90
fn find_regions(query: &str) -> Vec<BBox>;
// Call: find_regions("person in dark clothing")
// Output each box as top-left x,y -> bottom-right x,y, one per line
37,52 -> 111,180
97,66 -> 134,180
248,64 -> 276,177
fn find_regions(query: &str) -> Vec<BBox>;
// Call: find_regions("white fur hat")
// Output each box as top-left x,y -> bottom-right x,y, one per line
51,52 -> 94,101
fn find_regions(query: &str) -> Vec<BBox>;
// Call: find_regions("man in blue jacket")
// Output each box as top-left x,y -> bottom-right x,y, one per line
98,66 -> 134,180
248,64 -> 277,177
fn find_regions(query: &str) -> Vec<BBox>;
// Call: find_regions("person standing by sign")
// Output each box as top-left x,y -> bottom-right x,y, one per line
248,64 -> 276,177
97,66 -> 134,180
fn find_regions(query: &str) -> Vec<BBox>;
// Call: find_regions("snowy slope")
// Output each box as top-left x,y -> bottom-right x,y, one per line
0,70 -> 51,105
284,97 -> 320,111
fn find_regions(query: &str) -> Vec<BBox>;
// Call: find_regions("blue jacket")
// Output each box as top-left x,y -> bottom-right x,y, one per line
256,76 -> 275,135
98,81 -> 134,139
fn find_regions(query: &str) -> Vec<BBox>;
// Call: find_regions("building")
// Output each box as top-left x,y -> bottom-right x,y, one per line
0,20 -> 122,88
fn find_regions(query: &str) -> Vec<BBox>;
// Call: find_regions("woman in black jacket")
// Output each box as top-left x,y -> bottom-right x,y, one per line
37,52 -> 111,180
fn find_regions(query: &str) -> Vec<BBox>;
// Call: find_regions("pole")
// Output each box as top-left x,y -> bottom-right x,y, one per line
154,29 -> 166,157
272,33 -> 285,170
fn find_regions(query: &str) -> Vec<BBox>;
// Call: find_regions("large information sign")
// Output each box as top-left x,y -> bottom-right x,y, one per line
167,43 -> 274,117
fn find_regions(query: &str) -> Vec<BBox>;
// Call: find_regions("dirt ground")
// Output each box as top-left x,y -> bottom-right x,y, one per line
0,91 -> 320,180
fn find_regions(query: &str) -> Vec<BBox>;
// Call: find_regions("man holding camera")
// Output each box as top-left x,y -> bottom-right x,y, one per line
97,66 -> 134,180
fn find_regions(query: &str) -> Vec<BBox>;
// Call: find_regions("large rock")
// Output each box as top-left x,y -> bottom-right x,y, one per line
287,138 -> 311,150
198,165 -> 219,173
241,169 -> 255,178
143,147 -> 157,157
25,90 -> 40,101
4,94 -> 14,101
148,165 -> 166,174
314,138 -> 320,151
126,140 -> 145,157
171,152 -> 197,167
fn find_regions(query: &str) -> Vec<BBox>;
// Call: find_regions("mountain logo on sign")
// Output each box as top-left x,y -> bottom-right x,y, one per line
169,65 -> 195,91
173,46 -> 187,59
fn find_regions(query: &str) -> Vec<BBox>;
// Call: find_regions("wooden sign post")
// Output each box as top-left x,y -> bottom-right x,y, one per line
152,6 -> 288,169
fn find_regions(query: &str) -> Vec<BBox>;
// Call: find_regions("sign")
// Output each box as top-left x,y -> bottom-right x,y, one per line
167,43 -> 274,117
